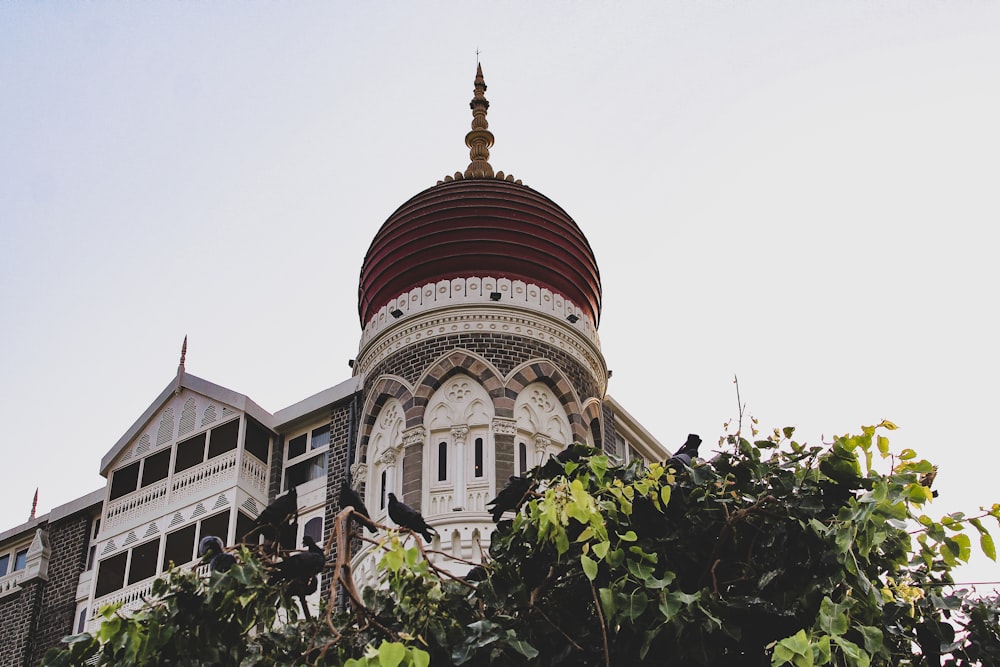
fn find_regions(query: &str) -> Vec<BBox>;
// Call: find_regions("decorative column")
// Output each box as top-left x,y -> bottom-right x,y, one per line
533,434 -> 552,467
451,425 -> 469,511
24,528 -> 50,582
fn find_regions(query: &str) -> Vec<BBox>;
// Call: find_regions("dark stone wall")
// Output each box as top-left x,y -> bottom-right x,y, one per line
30,514 -> 92,664
320,396 -> 359,604
1,577 -> 44,667
494,434 -> 515,483
366,333 -> 602,407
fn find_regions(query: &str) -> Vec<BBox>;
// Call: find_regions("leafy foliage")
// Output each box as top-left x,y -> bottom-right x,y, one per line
45,422 -> 1000,666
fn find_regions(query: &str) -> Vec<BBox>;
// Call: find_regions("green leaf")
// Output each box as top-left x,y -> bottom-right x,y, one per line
377,641 -> 406,667
772,630 -> 813,667
581,554 -> 598,581
876,435 -> 889,457
505,638 -> 539,659
818,597 -> 849,636
411,648 -> 431,667
898,448 -> 917,460
592,540 -> 610,559
982,532 -> 997,561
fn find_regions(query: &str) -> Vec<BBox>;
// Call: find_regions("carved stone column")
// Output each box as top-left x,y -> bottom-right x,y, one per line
451,426 -> 469,510
533,434 -> 552,467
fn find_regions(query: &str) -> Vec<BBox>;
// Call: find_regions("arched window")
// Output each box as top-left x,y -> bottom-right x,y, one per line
518,442 -> 528,475
437,441 -> 448,481
474,438 -> 484,478
514,382 -> 571,468
379,470 -> 387,510
303,517 -> 323,544
367,399 -> 404,520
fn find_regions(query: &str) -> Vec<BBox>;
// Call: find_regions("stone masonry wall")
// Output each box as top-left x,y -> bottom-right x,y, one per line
320,396 -> 358,604
0,574 -> 44,666
29,513 -> 92,665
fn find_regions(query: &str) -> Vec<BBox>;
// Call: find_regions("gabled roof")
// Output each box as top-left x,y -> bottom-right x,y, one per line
99,373 -> 274,476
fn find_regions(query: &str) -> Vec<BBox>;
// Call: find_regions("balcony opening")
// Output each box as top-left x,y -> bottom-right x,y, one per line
208,419 -> 240,459
109,462 -> 140,501
127,538 -> 160,585
174,433 -> 206,474
140,449 -> 171,488
163,524 -> 196,572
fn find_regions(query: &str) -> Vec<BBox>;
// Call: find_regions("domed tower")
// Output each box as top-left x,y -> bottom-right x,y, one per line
351,65 -> 611,572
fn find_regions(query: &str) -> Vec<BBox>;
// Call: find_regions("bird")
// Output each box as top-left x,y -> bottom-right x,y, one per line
269,535 -> 326,620
920,465 -> 940,498
338,481 -> 374,532
666,433 -> 702,468
464,564 -> 489,582
387,492 -> 436,543
555,443 -> 589,464
253,486 -> 299,550
197,535 -> 236,573
486,476 -> 533,522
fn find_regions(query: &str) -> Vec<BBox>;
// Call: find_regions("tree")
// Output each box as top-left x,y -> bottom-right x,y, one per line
44,420 -> 1000,666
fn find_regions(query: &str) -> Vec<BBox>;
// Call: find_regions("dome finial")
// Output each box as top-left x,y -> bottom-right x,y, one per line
464,63 -> 495,179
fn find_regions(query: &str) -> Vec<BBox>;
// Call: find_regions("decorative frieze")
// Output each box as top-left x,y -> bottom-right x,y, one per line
492,419 -> 517,435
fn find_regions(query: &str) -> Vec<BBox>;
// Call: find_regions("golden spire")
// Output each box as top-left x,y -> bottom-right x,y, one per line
464,63 -> 495,179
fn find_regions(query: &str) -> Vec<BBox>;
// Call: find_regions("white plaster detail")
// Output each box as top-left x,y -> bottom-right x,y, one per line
402,428 -> 425,448
492,419 -> 516,435
350,461 -> 368,481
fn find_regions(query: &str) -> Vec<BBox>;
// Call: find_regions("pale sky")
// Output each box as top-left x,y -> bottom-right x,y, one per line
2,2 -> 998,589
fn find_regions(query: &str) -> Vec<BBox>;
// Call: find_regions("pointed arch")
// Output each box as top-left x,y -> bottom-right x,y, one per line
357,375 -> 416,465
505,359 -> 588,442
412,349 -> 504,415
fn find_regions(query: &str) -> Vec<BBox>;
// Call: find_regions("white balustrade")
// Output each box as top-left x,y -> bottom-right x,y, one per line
239,454 -> 268,497
428,489 -> 454,516
104,480 -> 168,531
0,570 -> 24,596
170,450 -> 238,504
92,578 -> 156,617
466,487 -> 491,513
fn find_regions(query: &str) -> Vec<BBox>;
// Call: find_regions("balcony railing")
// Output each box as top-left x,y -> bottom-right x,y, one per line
103,451 -> 268,532
0,570 -> 25,597
91,577 -> 156,617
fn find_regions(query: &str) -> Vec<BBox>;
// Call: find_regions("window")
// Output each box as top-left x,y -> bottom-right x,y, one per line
474,437 -> 484,478
200,511 -> 230,546
245,419 -> 270,463
174,433 -> 206,473
437,442 -> 448,481
86,546 -> 96,572
590,417 -> 603,451
109,462 -> 140,501
380,470 -> 387,510
518,442 -> 528,475
77,607 -> 87,633
163,525 -> 196,571
303,517 -> 323,544
127,539 -> 160,585
95,552 -> 127,598
207,419 -> 239,458
283,423 -> 332,491
284,452 -> 328,490
236,511 -> 256,544
13,548 -> 28,572
0,554 -> 8,577
141,449 -> 171,487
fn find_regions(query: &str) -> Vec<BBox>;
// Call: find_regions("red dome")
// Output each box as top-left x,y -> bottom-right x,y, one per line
358,178 -> 602,327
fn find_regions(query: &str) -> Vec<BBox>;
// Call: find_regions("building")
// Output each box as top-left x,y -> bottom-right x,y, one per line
0,64 -> 669,665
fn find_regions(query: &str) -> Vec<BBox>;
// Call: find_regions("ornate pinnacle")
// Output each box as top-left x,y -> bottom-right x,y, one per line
464,63 -> 495,179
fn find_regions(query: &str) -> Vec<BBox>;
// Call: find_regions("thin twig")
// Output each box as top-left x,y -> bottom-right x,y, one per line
589,578 -> 611,667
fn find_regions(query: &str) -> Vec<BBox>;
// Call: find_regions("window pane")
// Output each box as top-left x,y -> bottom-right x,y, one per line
109,462 -> 140,501
163,524 -> 196,571
77,607 -> 87,633
95,552 -> 127,597
380,470 -> 387,510
438,442 -> 448,481
245,419 -> 270,463
175,433 -> 206,473
311,425 -> 331,450
474,437 -> 484,478
86,546 -> 96,571
127,539 -> 160,585
518,442 -> 527,474
284,452 -> 327,490
141,449 -> 171,488
0,554 -> 8,576
303,517 -> 323,543
200,511 -> 230,546
236,511 -> 256,544
208,419 -> 240,459
287,434 -> 307,460
13,549 -> 26,571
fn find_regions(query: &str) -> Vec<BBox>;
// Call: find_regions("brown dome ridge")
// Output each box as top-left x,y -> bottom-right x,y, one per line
358,178 -> 602,328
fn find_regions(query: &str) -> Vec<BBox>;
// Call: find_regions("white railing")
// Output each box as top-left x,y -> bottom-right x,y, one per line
104,480 -> 168,531
92,578 -> 156,617
0,570 -> 24,597
171,451 -> 238,504
239,454 -> 268,497
428,489 -> 454,516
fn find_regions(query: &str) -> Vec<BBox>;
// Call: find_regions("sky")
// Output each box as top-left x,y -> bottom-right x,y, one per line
2,2 -> 998,589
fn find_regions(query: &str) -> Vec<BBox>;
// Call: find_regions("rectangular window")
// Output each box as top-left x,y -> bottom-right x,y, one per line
518,442 -> 528,474
200,511 -> 230,547
287,434 -> 307,460
95,552 -> 127,598
0,554 -> 8,576
284,452 -> 328,490
163,524 -> 196,571
175,433 -> 206,473
127,538 -> 160,585
86,545 -> 96,572
109,462 -> 140,501
13,548 -> 27,572
437,441 -> 448,481
140,449 -> 171,488
236,511 -> 256,544
77,607 -> 87,633
208,419 -> 240,459
245,419 -> 270,463
310,425 -> 330,450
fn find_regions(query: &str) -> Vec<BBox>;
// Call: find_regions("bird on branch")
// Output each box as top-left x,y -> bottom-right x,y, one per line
339,481 -> 375,533
268,535 -> 326,620
387,492 -> 437,543
486,475 -> 533,522
197,535 -> 236,573
253,486 -> 299,551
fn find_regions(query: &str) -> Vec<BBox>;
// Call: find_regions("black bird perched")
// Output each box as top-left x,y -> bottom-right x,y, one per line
486,476 -> 533,522
555,442 -> 590,464
464,564 -> 489,582
387,492 -> 437,543
666,433 -> 702,468
269,535 -> 326,620
197,535 -> 236,573
254,486 -> 299,550
338,481 -> 374,533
